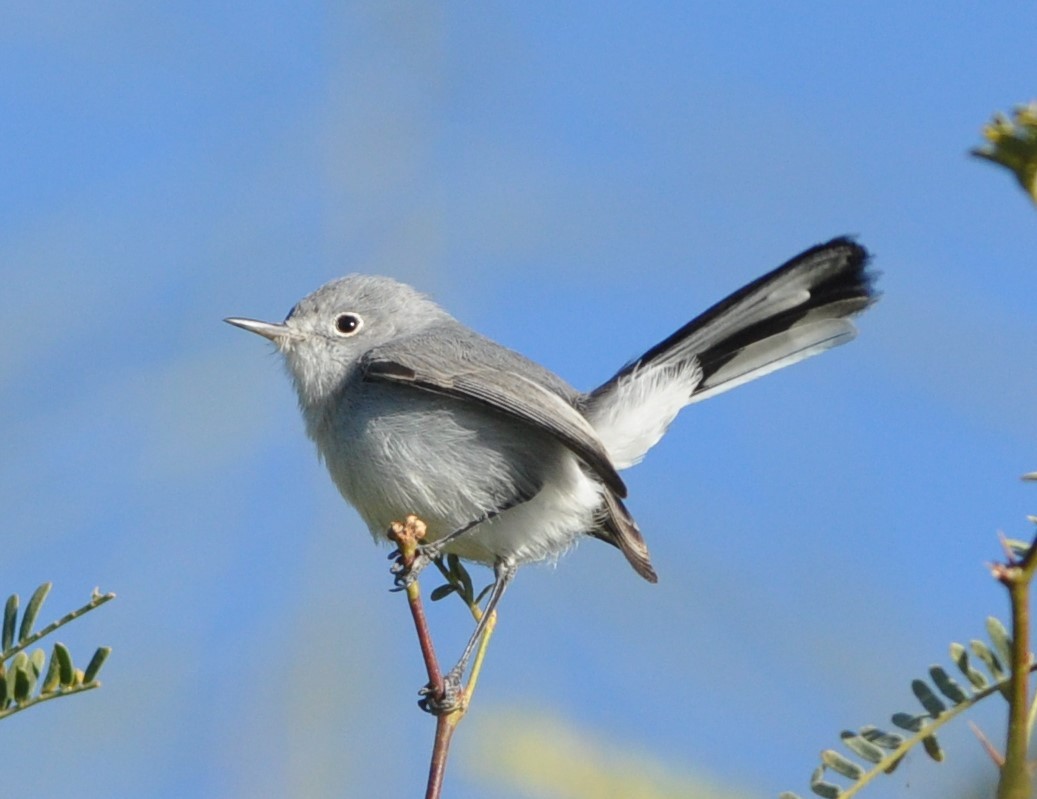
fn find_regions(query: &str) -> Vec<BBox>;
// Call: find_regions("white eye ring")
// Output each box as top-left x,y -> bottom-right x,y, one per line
334,312 -> 363,336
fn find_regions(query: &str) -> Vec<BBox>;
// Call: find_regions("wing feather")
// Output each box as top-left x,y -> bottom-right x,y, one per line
360,333 -> 627,497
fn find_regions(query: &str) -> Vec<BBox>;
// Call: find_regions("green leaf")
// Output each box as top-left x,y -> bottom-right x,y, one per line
41,649 -> 61,693
443,555 -> 474,601
929,665 -> 968,704
54,643 -> 74,686
430,584 -> 459,602
456,561 -> 474,602
809,765 -> 841,799
1003,538 -> 1033,559
12,653 -> 34,703
922,734 -> 943,762
911,679 -> 946,717
83,646 -> 111,683
840,731 -> 884,763
821,749 -> 863,780
986,617 -> 1012,666
7,652 -> 26,701
891,712 -> 925,732
14,668 -> 32,703
950,642 -> 988,689
3,594 -> 17,652
19,583 -> 51,643
970,639 -> 1006,682
858,726 -> 904,749
29,648 -> 45,677
778,793 -> 803,799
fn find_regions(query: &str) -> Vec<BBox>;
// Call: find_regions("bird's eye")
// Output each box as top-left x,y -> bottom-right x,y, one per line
334,313 -> 363,336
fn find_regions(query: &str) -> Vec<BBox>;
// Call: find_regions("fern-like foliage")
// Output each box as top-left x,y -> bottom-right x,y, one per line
0,582 -> 114,721
781,617 -> 1026,799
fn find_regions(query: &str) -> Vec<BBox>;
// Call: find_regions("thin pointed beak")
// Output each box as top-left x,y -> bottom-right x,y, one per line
224,317 -> 297,342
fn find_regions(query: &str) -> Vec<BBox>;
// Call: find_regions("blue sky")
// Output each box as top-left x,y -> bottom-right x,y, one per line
2,3 -> 1036,798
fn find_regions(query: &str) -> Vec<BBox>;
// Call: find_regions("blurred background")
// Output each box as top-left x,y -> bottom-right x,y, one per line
3,3 -> 1036,798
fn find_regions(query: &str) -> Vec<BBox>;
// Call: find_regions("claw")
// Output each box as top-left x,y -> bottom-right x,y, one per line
417,668 -> 465,715
389,543 -> 438,589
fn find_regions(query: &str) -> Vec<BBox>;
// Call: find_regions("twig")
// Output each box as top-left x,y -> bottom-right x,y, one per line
0,681 -> 102,721
426,709 -> 462,799
389,518 -> 444,701
1,588 -> 115,664
388,517 -> 461,799
466,610 -> 497,697
389,517 -> 505,799
992,530 -> 1037,799
432,558 -> 499,700
969,720 -> 1005,767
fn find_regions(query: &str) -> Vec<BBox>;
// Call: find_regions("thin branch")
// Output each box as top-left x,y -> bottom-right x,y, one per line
969,720 -> 1005,767
388,518 -> 443,700
426,710 -> 462,799
0,681 -> 102,722
829,662 -> 1037,799
1,589 -> 115,664
406,579 -> 444,699
466,609 -> 497,699
388,517 -> 458,799
993,531 -> 1037,799
389,517 -> 505,799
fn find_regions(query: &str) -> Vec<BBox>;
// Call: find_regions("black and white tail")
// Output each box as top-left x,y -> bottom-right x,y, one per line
584,237 -> 877,580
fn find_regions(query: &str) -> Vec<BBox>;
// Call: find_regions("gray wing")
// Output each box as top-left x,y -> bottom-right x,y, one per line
360,329 -> 627,498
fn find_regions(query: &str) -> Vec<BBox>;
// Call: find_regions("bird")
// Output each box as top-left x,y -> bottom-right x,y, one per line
226,236 -> 877,709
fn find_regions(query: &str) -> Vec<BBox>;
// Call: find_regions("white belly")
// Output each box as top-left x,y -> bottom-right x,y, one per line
313,382 -> 604,566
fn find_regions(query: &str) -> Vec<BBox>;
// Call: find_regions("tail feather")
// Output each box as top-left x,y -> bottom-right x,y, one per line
591,490 -> 657,583
585,237 -> 877,467
690,313 -> 856,403
596,237 -> 876,398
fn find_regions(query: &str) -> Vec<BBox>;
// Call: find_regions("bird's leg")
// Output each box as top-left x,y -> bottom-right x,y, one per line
418,558 -> 516,715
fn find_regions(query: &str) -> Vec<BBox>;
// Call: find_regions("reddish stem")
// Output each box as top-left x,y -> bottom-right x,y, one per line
425,714 -> 459,799
406,580 -> 444,697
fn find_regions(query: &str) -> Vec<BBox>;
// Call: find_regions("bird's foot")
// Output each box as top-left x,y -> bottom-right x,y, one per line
418,667 -> 465,715
387,516 -> 437,590
389,541 -> 440,589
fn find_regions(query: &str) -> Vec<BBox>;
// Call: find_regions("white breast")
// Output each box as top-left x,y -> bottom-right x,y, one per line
312,380 -> 602,567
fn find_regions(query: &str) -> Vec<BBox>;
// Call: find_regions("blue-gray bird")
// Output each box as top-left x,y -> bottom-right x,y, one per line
227,237 -> 877,709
